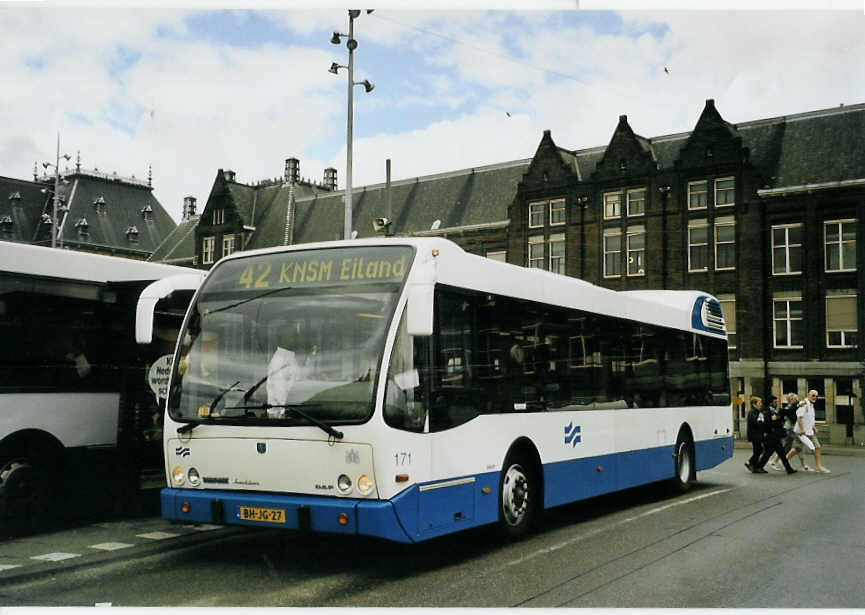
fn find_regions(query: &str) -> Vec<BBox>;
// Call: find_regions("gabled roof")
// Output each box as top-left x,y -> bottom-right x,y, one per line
0,169 -> 177,257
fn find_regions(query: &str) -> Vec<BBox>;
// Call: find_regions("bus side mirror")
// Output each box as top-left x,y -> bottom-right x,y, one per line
406,262 -> 435,336
135,273 -> 204,344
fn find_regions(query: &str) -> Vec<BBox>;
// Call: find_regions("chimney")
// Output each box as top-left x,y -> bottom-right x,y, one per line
284,157 -> 299,184
223,169 -> 236,182
323,167 -> 337,191
183,196 -> 197,220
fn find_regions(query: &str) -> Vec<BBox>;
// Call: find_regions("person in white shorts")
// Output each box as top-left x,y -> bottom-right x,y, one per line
786,389 -> 831,473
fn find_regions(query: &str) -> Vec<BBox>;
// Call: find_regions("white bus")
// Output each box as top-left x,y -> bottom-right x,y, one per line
0,242 -> 203,533
157,238 -> 732,543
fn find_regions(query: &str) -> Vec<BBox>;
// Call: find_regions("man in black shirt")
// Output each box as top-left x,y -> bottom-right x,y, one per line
758,395 -> 797,474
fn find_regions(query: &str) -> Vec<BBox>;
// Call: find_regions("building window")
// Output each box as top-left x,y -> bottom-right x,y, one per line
212,208 -> 225,225
222,234 -> 236,258
719,296 -> 736,349
772,223 -> 803,275
688,220 -> 709,271
528,235 -> 545,269
549,233 -> 565,274
604,192 -> 622,219
486,250 -> 506,262
93,196 -> 106,215
626,227 -> 645,276
825,219 -> 855,272
549,199 -> 566,226
715,177 -> 735,207
140,205 -> 153,222
603,230 -> 622,277
528,202 -> 544,228
627,189 -> 646,216
715,217 -> 735,270
688,180 -> 707,210
826,293 -> 857,348
202,236 -> 215,265
773,297 -> 804,348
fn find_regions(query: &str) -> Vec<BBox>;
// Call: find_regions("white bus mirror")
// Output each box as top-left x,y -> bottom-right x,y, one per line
135,273 -> 205,344
406,262 -> 435,336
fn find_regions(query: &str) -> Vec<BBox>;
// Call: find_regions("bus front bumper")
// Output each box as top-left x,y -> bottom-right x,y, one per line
161,488 -> 414,543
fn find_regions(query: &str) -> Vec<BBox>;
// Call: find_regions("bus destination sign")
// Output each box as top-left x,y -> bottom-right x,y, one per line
210,246 -> 414,292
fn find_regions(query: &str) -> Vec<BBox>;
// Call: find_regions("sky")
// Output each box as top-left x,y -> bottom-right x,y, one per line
2,2 -> 865,223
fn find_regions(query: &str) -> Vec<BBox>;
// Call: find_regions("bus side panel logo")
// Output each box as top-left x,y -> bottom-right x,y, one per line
564,423 -> 582,447
257,443 -> 267,454
175,446 -> 190,457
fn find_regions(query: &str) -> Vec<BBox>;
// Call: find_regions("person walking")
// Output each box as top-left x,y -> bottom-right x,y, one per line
745,396 -> 768,473
786,389 -> 831,474
769,393 -> 805,471
758,395 -> 797,474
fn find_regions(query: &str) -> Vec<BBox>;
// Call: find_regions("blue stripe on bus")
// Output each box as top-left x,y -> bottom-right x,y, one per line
161,436 -> 733,543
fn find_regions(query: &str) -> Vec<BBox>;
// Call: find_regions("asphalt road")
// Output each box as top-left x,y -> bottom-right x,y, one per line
1,446 -> 864,607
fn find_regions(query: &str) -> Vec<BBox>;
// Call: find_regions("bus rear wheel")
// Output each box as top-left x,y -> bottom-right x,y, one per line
498,455 -> 536,539
671,434 -> 695,493
0,458 -> 54,536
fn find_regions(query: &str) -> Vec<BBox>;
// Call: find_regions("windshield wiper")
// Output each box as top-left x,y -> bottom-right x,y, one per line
203,286 -> 293,316
178,380 -> 241,434
224,403 -> 344,440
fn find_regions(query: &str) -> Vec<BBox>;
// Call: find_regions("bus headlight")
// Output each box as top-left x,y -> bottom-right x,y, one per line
356,474 -> 373,495
337,474 -> 352,493
187,467 -> 201,487
171,466 -> 186,486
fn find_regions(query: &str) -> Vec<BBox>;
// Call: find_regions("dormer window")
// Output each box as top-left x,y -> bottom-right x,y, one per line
140,204 -> 153,222
212,208 -> 225,225
93,196 -> 106,214
8,192 -> 21,202
75,218 -> 89,236
41,213 -> 52,225
126,225 -> 139,243
1,215 -> 13,232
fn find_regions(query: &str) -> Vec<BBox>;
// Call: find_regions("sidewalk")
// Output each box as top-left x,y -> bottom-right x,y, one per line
732,438 -> 865,457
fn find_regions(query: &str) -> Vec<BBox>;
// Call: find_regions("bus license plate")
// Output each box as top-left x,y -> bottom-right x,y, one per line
239,506 -> 286,524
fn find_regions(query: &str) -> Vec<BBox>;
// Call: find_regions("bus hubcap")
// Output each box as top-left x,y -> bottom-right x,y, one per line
678,443 -> 691,482
503,465 -> 529,525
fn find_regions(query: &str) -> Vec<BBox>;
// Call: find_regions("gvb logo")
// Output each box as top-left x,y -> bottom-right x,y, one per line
175,446 -> 191,458
564,422 -> 582,447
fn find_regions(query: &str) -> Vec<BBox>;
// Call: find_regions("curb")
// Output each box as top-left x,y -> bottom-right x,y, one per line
0,524 -> 244,587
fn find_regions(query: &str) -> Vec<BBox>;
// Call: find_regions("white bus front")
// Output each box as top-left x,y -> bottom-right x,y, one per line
160,244 -> 421,542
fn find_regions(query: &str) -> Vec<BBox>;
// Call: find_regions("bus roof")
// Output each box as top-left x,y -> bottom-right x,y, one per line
0,242 -> 199,284
214,237 -> 725,337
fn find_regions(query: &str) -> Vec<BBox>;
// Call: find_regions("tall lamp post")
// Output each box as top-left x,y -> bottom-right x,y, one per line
41,133 -> 71,249
330,9 -> 375,240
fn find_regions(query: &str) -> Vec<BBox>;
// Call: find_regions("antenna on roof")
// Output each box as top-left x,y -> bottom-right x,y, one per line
431,219 -> 441,230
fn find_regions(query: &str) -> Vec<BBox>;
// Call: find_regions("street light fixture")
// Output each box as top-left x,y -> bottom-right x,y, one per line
329,9 -> 375,240
42,134 -> 71,249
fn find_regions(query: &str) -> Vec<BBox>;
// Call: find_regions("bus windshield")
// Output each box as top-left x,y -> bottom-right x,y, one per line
168,245 -> 414,427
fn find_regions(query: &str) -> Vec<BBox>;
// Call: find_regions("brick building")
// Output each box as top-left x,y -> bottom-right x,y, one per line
151,99 -> 865,443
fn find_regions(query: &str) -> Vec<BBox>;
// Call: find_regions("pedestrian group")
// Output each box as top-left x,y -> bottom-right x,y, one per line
745,390 -> 831,475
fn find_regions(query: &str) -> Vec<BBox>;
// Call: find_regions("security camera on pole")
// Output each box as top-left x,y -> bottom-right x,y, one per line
330,9 -> 375,240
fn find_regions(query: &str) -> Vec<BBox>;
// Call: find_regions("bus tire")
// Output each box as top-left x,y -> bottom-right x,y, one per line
0,456 -> 58,536
670,432 -> 695,493
498,453 -> 537,539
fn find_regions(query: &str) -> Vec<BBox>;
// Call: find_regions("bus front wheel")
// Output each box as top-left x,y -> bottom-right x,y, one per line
498,455 -> 536,538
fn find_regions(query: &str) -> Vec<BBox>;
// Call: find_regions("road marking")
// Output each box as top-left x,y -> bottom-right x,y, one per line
136,531 -> 179,540
186,524 -> 221,531
90,542 -> 135,551
0,564 -> 21,571
506,488 -> 733,568
31,552 -> 81,562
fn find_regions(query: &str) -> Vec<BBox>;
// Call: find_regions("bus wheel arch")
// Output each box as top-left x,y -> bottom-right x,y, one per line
0,430 -> 65,535
671,424 -> 696,493
498,437 -> 543,539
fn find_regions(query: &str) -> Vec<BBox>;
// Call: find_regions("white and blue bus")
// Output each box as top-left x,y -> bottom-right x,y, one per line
0,242 -> 202,533
157,238 -> 732,543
